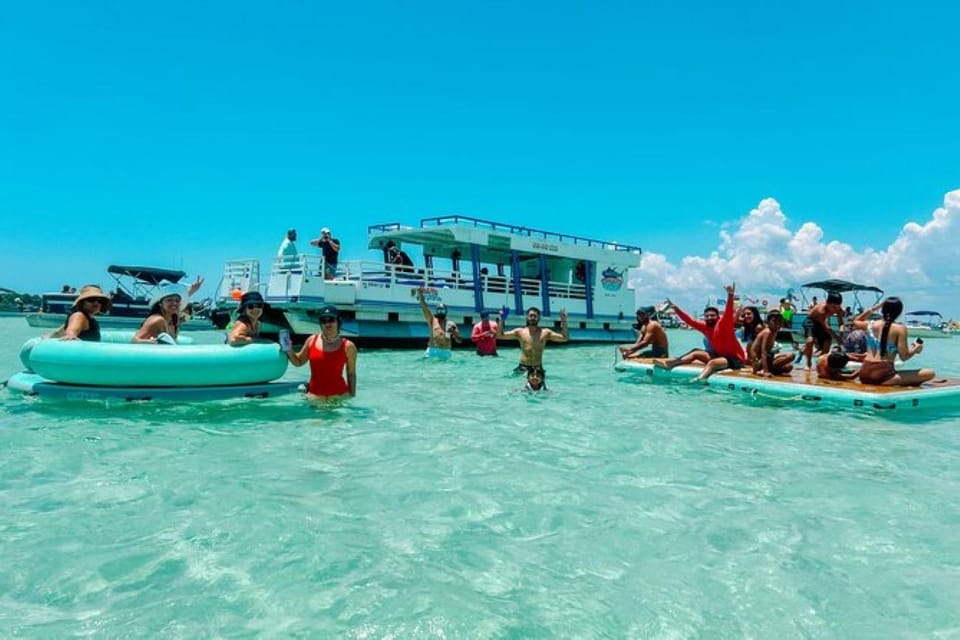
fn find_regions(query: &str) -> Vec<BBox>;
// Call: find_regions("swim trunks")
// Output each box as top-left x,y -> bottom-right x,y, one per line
636,346 -> 669,358
424,346 -> 452,360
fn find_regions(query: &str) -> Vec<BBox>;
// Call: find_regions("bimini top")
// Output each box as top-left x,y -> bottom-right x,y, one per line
107,265 -> 187,285
906,310 -> 943,317
801,279 -> 884,294
367,215 -> 642,266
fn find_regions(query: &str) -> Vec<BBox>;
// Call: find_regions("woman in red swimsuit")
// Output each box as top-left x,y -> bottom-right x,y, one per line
285,304 -> 357,398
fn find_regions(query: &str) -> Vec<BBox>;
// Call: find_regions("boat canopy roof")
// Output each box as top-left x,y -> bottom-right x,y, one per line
906,310 -> 942,317
367,215 -> 642,266
801,279 -> 884,294
107,265 -> 187,285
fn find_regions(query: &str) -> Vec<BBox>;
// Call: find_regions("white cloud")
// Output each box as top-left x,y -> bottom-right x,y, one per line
631,189 -> 960,315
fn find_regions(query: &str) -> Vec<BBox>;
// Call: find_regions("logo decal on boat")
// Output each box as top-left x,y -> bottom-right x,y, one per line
601,267 -> 624,291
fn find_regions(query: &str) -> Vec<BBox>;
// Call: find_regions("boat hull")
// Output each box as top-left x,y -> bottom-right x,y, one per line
20,339 -> 288,387
615,358 -> 960,413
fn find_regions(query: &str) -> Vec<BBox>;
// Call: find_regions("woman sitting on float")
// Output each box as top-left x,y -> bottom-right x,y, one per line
227,291 -> 268,345
849,296 -> 936,386
132,277 -> 203,344
50,285 -> 112,342
284,304 -> 357,398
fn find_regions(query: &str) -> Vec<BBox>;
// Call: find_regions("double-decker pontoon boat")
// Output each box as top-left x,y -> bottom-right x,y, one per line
216,216 -> 643,347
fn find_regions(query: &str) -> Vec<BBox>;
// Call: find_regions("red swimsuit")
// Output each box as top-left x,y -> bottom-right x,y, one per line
307,337 -> 350,397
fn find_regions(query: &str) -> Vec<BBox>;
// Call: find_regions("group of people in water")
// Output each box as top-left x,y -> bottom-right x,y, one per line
49,276 -> 938,400
50,280 -> 570,398
620,283 -> 936,387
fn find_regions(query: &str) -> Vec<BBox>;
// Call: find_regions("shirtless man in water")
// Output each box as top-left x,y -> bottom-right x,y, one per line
497,306 -> 568,372
417,287 -> 461,358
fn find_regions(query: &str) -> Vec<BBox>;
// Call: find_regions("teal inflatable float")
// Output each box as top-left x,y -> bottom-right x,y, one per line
19,337 -> 288,387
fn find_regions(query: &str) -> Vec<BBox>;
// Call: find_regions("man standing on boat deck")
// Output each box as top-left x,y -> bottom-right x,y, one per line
310,227 -> 341,279
277,228 -> 299,271
497,306 -> 568,372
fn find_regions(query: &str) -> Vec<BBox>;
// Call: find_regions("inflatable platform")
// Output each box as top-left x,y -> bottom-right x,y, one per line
615,358 -> 960,413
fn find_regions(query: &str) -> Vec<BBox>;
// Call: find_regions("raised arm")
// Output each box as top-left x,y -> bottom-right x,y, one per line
286,334 -> 315,367
546,309 -> 569,343
417,288 -> 434,328
668,300 -> 707,334
850,302 -> 883,330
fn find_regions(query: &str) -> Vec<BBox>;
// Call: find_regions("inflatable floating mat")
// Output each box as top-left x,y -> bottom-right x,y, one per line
615,358 -> 960,413
5,371 -> 303,402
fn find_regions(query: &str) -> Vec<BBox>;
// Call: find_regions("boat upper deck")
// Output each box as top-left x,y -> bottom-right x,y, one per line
367,215 -> 642,267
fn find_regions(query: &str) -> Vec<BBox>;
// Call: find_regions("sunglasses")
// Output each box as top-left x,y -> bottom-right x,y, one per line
246,303 -> 263,309
320,317 -> 337,324
85,298 -> 105,305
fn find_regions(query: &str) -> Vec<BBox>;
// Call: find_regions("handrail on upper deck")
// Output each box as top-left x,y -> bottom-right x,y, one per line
416,215 -> 642,254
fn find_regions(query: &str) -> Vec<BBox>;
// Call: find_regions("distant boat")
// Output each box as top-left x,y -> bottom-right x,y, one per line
903,310 -> 952,339
25,265 -> 216,331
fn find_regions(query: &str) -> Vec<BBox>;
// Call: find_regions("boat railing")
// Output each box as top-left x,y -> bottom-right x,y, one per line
220,259 -> 262,298
267,255 -> 587,301
416,215 -> 642,254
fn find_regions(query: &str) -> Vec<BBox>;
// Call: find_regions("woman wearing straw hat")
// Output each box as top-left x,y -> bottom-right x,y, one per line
227,291 -> 269,345
132,277 -> 204,344
50,285 -> 112,341
285,304 -> 357,398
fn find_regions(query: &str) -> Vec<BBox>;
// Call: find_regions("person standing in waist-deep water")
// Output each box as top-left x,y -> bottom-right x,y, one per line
285,304 -> 357,398
310,227 -> 341,279
496,305 -> 569,373
418,287 -> 461,359
50,285 -> 112,341
471,310 -> 499,356
849,297 -> 936,386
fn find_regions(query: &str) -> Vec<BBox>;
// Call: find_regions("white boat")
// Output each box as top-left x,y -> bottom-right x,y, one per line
215,216 -> 643,346
903,310 -> 952,339
25,265 -> 217,332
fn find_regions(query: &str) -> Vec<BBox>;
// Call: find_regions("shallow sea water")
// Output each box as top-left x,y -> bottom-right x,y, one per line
1,317 -> 959,638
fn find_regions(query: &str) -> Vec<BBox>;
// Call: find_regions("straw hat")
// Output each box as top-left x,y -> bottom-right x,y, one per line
72,285 -> 112,312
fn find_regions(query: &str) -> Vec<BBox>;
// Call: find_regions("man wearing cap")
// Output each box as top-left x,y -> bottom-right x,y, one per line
277,228 -> 299,272
496,305 -> 568,372
310,227 -> 341,280
619,305 -> 669,359
470,310 -> 499,356
417,287 -> 461,358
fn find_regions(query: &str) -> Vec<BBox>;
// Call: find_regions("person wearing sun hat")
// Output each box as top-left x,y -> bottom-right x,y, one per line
227,291 -> 270,345
285,303 -> 357,398
51,284 -> 112,341
132,276 -> 204,344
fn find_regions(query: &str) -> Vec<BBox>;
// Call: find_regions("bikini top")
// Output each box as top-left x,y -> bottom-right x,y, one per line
865,320 -> 899,354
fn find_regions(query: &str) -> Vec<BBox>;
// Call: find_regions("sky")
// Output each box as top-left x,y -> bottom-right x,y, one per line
1,1 -> 958,317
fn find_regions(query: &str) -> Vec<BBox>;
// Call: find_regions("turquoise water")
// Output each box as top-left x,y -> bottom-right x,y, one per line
2,317 -> 959,637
